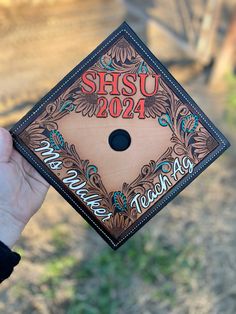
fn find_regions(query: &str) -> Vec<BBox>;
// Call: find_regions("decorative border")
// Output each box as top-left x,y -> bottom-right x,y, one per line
10,22 -> 230,249
19,66 -> 217,239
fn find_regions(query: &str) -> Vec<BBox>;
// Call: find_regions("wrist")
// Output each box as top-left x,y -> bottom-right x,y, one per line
0,209 -> 25,249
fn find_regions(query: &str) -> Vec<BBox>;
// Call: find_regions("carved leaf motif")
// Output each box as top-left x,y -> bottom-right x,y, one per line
21,124 -> 45,149
174,143 -> 187,155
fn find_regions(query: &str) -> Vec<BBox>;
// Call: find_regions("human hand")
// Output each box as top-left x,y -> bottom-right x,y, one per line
0,127 -> 49,248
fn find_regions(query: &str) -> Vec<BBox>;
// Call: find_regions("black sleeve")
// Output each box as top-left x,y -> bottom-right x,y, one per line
0,240 -> 21,283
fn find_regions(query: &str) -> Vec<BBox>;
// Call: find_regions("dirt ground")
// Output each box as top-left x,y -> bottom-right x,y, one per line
0,1 -> 235,313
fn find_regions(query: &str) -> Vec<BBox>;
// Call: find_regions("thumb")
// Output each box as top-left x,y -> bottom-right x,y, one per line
0,128 -> 13,163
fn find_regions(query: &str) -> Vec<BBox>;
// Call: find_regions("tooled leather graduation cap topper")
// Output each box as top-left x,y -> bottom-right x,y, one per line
11,22 -> 230,249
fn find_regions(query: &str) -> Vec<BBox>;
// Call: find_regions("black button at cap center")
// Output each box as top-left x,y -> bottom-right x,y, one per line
108,129 -> 131,152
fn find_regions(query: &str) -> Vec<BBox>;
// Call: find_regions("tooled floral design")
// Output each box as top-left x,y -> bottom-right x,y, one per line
21,123 -> 45,149
118,147 -> 174,220
112,191 -> 127,213
35,40 -> 156,121
59,142 -> 113,211
36,97 -> 69,131
107,37 -> 136,63
156,78 -> 218,164
49,130 -> 65,150
144,91 -> 169,118
21,37 -> 219,238
52,138 -> 174,236
59,78 -> 100,118
192,128 -> 218,160
74,92 -> 99,117
91,50 -> 154,75
157,79 -> 202,163
104,213 -> 132,239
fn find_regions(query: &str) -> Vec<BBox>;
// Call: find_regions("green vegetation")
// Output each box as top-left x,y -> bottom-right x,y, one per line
38,224 -> 76,301
65,230 -> 202,313
11,224 -> 202,312
8,215 -> 203,312
14,245 -> 25,258
43,256 -> 77,283
51,224 -> 71,252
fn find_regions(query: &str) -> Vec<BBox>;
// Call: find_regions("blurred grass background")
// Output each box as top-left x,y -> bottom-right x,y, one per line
0,0 -> 235,313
